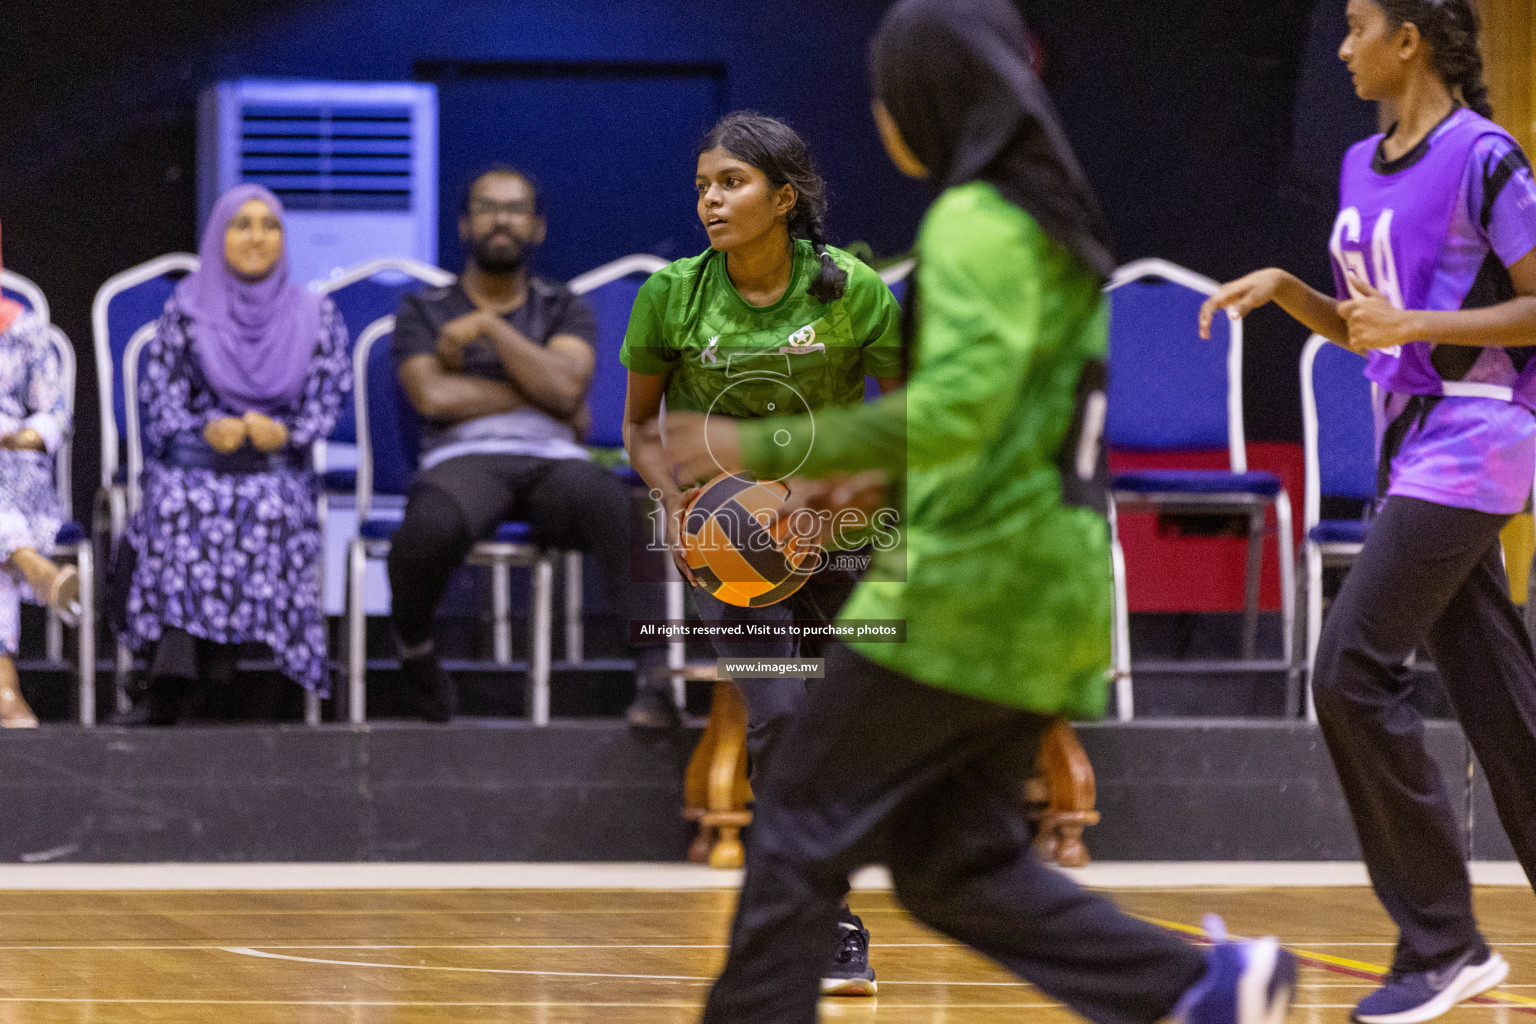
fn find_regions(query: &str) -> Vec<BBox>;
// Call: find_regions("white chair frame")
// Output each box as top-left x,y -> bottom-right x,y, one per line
1,270 -> 49,324
1298,334 -> 1373,723
1105,258 -> 1296,717
40,325 -> 97,723
347,316 -> 557,724
568,254 -> 688,702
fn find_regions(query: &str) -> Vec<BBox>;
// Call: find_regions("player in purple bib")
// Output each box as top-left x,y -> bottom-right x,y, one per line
1201,1 -> 1536,1020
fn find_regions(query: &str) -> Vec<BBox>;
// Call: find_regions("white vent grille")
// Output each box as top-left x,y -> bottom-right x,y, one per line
240,104 -> 414,211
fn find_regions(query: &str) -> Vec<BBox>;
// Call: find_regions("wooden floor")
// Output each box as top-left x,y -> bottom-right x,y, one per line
0,885 -> 1530,1022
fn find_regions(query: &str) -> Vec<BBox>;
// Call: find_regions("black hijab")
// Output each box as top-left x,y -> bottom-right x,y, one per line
870,0 -> 1115,280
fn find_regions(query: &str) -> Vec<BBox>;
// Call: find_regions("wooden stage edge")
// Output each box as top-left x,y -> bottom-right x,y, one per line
0,861 -> 1522,890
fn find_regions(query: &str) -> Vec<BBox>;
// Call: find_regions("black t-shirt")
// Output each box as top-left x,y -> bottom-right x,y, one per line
392,277 -> 597,384
391,277 -> 599,462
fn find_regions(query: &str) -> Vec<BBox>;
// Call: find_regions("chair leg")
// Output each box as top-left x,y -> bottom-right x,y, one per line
564,551 -> 583,666
530,555 -> 554,726
1276,491 -> 1296,670
46,612 -> 63,664
76,544 -> 96,726
1242,508 -> 1265,660
1305,544 -> 1324,724
666,572 -> 687,711
114,643 -> 133,715
1109,514 -> 1133,721
348,539 -> 367,725
492,562 -> 513,665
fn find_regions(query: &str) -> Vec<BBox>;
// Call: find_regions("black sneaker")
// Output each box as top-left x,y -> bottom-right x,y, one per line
626,685 -> 680,729
821,913 -> 877,996
401,652 -> 456,723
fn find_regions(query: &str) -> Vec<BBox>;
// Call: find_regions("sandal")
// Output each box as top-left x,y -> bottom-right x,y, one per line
0,684 -> 38,728
46,565 -> 81,628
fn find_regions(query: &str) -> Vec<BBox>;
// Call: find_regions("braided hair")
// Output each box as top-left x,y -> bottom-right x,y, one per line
697,112 -> 849,303
1374,0 -> 1492,118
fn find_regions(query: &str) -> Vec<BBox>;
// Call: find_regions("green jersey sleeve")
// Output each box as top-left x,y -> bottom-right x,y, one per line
844,260 -> 904,380
618,272 -> 677,376
739,186 -> 1044,479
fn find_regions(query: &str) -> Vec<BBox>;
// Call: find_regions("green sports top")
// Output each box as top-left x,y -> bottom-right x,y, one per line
737,182 -> 1113,720
619,239 -> 903,419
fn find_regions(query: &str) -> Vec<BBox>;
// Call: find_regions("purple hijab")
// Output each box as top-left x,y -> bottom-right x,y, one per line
177,184 -> 321,415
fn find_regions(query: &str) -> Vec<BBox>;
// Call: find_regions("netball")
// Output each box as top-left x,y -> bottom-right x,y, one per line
681,472 -> 819,608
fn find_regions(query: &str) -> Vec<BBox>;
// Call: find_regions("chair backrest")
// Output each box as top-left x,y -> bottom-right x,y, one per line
353,315 -> 421,523
93,253 -> 199,488
569,254 -> 670,450
1300,334 -> 1376,530
880,258 -> 915,291
1,269 -> 49,323
41,325 -> 75,514
121,323 -> 160,516
316,257 -> 455,445
1104,257 -> 1247,472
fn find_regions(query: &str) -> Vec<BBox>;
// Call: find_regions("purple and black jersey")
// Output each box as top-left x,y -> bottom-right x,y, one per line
1331,107 -> 1536,513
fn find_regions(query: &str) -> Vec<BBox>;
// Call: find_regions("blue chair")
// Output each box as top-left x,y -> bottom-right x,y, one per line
346,315 -> 556,724
314,257 -> 456,488
1,269 -> 48,324
1298,334 -> 1376,721
91,255 -> 200,571
2,269 -> 98,721
1105,258 -> 1296,708
567,255 -> 672,672
311,258 -> 457,623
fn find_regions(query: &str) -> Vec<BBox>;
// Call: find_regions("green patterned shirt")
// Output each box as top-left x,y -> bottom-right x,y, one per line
737,183 -> 1113,720
619,239 -> 902,422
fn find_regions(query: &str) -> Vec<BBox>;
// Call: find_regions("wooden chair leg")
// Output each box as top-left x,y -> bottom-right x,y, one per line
682,676 -> 754,868
1027,719 -> 1101,868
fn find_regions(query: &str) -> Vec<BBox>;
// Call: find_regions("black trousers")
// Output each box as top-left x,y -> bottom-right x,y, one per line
1313,495 -> 1536,975
150,626 -> 239,687
702,642 -> 1207,1024
387,454 -> 664,654
692,563 -> 861,774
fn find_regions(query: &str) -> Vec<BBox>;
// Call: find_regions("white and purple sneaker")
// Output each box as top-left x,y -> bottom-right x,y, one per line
1175,916 -> 1298,1024
1352,949 -> 1508,1024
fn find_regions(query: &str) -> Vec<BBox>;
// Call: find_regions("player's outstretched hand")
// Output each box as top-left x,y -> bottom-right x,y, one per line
1339,271 -> 1410,352
660,411 -> 743,487
1198,268 -> 1287,338
770,472 -> 888,548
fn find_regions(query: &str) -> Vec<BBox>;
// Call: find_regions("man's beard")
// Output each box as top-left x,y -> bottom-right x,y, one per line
472,233 -> 533,274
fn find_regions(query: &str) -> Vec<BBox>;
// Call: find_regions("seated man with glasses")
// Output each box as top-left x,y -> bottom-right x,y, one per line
389,165 -> 668,722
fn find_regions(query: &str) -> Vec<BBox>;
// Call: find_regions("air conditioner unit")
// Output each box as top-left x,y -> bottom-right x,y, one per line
198,79 -> 438,286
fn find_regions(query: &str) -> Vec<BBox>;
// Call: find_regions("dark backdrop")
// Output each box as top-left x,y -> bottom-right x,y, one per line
0,0 -> 1372,517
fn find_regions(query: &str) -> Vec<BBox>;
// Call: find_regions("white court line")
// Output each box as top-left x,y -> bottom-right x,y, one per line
0,998 -> 1475,1011
0,860 -> 1521,890
222,947 -> 1043,987
223,946 -> 712,983
0,999 -> 1484,1010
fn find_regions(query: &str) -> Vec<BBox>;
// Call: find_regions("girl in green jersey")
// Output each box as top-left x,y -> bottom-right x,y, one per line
621,111 -> 902,995
661,2 -> 1297,1022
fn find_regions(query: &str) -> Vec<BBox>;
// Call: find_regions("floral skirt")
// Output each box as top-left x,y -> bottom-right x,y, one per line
0,450 -> 64,657
125,463 -> 329,693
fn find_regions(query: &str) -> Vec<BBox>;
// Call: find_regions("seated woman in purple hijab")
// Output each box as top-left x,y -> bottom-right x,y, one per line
116,185 -> 351,724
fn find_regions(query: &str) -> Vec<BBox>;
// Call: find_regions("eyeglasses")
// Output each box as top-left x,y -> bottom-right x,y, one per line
468,199 -> 537,218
